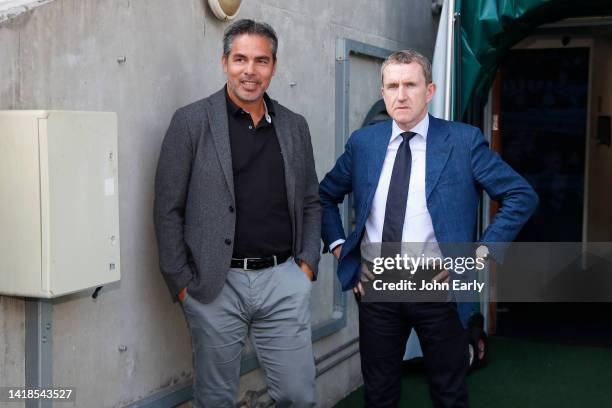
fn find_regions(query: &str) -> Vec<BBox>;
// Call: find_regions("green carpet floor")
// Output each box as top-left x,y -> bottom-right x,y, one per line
335,337 -> 612,407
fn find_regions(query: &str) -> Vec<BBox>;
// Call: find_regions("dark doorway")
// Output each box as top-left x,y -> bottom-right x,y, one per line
494,46 -> 612,346
501,47 -> 588,242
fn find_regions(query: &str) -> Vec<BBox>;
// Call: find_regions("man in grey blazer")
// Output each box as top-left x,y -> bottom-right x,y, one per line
154,19 -> 320,408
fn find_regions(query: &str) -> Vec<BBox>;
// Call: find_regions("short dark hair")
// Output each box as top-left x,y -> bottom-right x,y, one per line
222,19 -> 278,60
381,49 -> 433,84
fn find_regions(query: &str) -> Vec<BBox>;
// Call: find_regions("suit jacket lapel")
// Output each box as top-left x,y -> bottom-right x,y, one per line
207,89 -> 235,203
273,104 -> 296,219
426,115 -> 452,200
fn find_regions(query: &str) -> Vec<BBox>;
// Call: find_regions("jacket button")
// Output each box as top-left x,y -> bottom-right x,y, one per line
225,238 -> 232,245
229,205 -> 234,213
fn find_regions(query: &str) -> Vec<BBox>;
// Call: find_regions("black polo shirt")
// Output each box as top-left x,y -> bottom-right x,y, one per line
226,89 -> 293,258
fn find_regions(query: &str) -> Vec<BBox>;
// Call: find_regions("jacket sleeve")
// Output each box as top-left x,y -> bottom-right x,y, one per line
153,108 -> 196,301
319,134 -> 355,253
295,116 -> 323,279
470,127 -> 539,262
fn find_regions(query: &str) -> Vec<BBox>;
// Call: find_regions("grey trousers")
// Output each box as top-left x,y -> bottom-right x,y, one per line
182,258 -> 316,408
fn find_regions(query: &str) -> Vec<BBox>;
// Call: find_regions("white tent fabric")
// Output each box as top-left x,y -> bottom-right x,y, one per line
430,0 -> 455,120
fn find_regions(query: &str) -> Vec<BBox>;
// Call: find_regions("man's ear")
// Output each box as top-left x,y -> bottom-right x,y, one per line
221,54 -> 228,74
426,82 -> 437,103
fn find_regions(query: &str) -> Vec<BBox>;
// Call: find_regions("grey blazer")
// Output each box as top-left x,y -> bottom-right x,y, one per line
154,88 -> 321,304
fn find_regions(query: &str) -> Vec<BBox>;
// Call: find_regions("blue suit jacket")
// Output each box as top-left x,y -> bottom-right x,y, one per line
319,115 -> 539,291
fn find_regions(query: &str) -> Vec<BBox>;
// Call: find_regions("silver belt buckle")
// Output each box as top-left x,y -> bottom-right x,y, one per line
243,257 -> 253,271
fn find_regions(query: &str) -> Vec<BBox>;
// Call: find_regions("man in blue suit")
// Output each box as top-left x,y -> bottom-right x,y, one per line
319,50 -> 538,407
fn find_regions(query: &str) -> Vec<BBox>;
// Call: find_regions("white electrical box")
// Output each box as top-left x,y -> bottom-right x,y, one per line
0,110 -> 120,298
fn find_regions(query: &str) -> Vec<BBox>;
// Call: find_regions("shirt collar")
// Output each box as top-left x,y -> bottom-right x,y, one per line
225,85 -> 275,122
390,113 -> 429,143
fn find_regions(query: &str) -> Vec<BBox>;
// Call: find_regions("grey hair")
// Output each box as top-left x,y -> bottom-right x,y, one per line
222,19 -> 278,59
380,49 -> 433,84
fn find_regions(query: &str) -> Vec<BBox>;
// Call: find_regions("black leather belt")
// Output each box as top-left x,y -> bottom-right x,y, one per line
230,254 -> 291,270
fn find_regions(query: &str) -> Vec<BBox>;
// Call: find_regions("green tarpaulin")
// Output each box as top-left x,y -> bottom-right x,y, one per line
457,0 -> 612,117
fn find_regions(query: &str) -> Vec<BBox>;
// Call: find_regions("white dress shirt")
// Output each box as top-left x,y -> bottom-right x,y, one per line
331,114 -> 439,257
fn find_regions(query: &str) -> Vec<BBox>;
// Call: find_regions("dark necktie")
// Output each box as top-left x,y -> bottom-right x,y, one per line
382,131 -> 416,243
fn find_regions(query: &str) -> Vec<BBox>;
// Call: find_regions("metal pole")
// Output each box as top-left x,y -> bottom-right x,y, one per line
444,0 -> 456,120
25,298 -> 53,408
454,11 -> 462,121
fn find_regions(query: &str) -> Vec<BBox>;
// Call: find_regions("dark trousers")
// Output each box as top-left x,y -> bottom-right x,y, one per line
358,301 -> 470,408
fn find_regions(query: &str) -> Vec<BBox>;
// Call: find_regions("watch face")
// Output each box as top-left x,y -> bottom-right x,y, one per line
476,246 -> 489,259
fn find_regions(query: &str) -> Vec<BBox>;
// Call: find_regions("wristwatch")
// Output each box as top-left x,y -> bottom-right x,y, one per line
475,245 -> 490,261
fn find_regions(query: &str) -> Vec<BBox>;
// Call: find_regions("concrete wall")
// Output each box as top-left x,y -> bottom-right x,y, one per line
0,297 -> 24,408
0,0 -> 438,406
